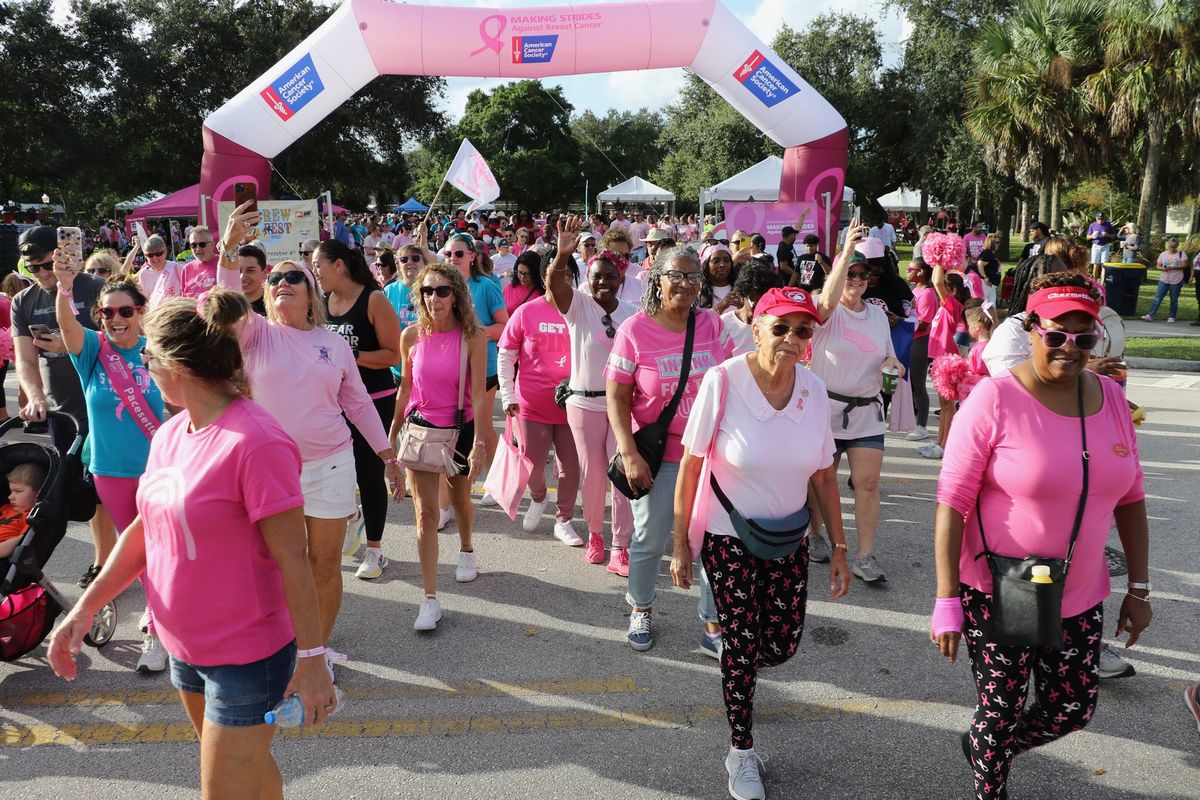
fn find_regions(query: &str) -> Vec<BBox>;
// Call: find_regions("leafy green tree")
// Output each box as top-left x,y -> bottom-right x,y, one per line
572,109 -> 665,204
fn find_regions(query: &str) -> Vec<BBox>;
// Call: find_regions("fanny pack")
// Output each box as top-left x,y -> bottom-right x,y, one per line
553,380 -> 605,409
710,474 -> 809,561
976,377 -> 1089,649
826,390 -> 883,430
397,333 -> 467,474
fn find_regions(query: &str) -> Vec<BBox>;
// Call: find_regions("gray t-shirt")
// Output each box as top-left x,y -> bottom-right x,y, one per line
11,274 -> 104,417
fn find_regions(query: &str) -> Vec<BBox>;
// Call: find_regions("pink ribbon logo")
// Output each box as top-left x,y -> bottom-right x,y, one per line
470,14 -> 507,57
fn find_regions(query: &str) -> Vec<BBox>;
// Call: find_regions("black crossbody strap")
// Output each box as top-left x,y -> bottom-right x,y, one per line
654,309 -> 696,428
975,376 -> 1090,567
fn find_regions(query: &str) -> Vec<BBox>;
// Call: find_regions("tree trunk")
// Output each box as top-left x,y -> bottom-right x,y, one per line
997,184 -> 1017,258
1137,111 -> 1164,234
920,188 -> 929,222
1018,198 -> 1027,236
1152,173 -> 1169,236
1038,175 -> 1052,225
1050,177 -> 1061,232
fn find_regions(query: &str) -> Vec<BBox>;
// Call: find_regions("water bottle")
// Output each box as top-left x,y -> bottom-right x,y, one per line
1030,565 -> 1053,585
264,686 -> 347,727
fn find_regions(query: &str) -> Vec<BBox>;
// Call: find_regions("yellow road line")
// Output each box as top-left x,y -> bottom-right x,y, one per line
0,698 -> 924,748
3,674 -> 641,709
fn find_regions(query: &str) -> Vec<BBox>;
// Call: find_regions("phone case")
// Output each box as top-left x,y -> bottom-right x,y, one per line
57,226 -> 84,267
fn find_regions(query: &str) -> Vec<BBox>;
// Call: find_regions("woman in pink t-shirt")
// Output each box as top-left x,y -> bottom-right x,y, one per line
931,275 -> 1151,800
49,292 -> 337,798
906,258 -> 938,440
605,246 -> 733,653
502,251 -> 545,314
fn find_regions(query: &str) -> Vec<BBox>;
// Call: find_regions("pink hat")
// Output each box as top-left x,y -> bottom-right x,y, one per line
753,287 -> 821,323
854,235 -> 885,260
1027,286 -> 1101,322
699,243 -> 731,265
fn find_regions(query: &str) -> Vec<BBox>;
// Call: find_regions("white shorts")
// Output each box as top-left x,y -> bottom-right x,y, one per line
300,447 -> 357,519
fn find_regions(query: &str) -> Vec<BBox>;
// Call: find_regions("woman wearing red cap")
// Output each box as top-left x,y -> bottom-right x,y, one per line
671,284 -> 851,800
931,273 -> 1151,800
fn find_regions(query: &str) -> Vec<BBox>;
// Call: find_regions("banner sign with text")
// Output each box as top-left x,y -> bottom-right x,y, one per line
217,199 -> 321,265
723,201 -> 820,245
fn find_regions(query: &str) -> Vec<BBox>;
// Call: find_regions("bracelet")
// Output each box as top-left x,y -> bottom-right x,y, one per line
1125,592 -> 1151,603
473,439 -> 486,446
831,542 -> 849,551
297,645 -> 327,659
383,458 -> 399,466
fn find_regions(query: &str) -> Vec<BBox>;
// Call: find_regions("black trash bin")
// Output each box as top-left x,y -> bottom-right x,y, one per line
1102,264 -> 1145,317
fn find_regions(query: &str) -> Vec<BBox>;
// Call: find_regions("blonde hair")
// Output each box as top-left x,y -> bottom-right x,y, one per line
142,289 -> 251,398
412,264 -> 479,339
264,260 -> 328,327
965,306 -> 993,336
2,273 -> 29,297
85,250 -> 123,277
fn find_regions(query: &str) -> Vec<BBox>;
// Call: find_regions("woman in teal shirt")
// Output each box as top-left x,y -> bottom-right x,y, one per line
54,266 -> 167,673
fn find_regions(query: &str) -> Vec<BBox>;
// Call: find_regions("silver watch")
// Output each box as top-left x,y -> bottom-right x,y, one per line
1127,581 -> 1152,592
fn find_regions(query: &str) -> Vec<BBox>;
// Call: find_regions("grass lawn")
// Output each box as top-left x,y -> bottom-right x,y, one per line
1124,337 -> 1200,361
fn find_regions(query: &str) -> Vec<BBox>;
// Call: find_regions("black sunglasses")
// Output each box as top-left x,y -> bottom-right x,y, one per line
767,322 -> 813,340
847,269 -> 870,280
145,251 -> 166,258
444,249 -> 469,259
601,313 -> 616,339
267,271 -> 306,286
398,255 -> 423,264
189,241 -> 212,248
29,261 -> 55,273
299,249 -> 314,257
420,285 -> 454,298
99,306 -> 140,319
87,267 -> 111,276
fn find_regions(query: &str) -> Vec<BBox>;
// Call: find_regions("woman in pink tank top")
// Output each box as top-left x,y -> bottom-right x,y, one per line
389,263 -> 489,632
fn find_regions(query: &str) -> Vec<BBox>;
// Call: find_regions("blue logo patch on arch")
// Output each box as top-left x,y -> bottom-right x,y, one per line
734,50 -> 800,108
512,35 -> 559,64
261,53 -> 326,121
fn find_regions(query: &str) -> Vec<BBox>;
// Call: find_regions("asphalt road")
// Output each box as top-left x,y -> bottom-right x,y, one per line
1,370 -> 1198,800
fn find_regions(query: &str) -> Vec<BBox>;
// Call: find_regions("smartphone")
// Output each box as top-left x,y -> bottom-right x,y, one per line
234,182 -> 257,213
57,226 -> 83,268
28,324 -> 55,340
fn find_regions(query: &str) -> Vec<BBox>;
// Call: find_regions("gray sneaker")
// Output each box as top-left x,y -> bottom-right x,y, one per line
808,533 -> 831,564
725,748 -> 767,800
851,554 -> 886,583
1098,644 -> 1135,679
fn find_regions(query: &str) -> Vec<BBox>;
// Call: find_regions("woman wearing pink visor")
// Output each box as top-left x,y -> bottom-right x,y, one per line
932,273 -> 1151,800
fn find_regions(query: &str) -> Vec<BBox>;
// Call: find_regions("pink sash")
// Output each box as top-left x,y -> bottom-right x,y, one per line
98,336 -> 160,440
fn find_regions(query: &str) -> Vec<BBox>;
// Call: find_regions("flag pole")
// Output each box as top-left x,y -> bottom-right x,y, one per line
423,180 -> 447,227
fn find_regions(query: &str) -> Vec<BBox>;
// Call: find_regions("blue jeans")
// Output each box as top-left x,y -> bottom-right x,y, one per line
626,460 -> 718,622
170,640 -> 297,727
1147,281 -> 1182,318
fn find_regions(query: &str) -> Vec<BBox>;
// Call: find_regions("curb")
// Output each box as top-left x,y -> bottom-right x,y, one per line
1126,356 -> 1200,373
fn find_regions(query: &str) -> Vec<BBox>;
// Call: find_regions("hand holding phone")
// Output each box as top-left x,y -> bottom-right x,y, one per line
57,227 -> 84,270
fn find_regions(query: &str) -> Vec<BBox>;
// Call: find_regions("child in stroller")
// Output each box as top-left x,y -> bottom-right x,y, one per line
0,412 -> 116,662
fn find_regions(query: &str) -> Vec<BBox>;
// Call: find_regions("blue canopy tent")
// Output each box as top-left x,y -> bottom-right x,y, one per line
394,198 -> 429,213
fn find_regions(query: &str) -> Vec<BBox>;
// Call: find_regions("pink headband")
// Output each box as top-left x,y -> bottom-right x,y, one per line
588,249 -> 629,277
699,243 -> 731,264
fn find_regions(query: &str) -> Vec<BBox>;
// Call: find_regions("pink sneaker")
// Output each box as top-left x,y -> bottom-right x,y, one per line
586,533 -> 607,564
607,547 -> 630,577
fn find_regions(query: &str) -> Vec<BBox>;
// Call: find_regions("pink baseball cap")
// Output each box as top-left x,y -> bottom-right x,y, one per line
753,287 -> 821,323
855,236 -> 885,260
1027,286 -> 1102,322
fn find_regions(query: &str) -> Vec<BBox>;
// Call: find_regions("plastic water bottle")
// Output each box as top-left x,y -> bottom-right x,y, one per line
1030,565 -> 1053,585
264,686 -> 347,727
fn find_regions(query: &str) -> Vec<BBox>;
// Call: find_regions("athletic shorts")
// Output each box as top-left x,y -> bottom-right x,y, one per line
170,640 -> 296,728
300,447 -> 357,519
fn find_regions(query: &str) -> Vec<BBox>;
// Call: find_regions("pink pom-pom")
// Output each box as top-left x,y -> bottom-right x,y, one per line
931,353 -> 972,401
923,232 -> 966,271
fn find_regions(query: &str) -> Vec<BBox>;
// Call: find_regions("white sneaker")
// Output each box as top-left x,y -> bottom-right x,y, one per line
479,492 -> 499,507
456,550 -> 478,582
553,520 -> 585,546
342,505 -> 363,556
725,747 -> 768,800
137,608 -> 150,634
355,547 -> 388,580
905,427 -> 930,441
135,634 -> 168,674
918,443 -> 944,459
438,507 -> 451,531
414,597 -> 442,631
522,498 -> 548,532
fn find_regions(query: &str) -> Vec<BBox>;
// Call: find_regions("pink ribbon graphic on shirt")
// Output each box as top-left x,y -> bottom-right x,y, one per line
470,14 -> 507,57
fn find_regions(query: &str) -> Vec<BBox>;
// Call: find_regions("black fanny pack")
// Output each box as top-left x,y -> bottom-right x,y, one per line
976,378 -> 1089,649
711,474 -> 810,561
826,390 -> 883,430
554,379 -> 605,409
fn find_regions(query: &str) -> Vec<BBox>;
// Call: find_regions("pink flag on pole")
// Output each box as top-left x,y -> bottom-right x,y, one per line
444,138 -> 500,212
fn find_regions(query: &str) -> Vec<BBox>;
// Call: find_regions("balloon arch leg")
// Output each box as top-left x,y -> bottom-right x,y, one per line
198,0 -> 847,246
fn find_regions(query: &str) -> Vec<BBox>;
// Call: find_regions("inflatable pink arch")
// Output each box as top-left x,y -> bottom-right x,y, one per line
200,0 -> 847,246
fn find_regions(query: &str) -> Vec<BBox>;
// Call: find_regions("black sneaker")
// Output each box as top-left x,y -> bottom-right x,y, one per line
77,564 -> 101,588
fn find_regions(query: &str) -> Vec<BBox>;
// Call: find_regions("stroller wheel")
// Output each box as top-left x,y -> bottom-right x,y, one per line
84,600 -> 117,648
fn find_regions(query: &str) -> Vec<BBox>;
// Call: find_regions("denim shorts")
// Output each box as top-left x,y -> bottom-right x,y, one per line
834,433 -> 885,455
170,640 -> 297,727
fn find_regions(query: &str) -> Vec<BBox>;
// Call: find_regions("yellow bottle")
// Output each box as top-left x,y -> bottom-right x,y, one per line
1030,565 -> 1053,584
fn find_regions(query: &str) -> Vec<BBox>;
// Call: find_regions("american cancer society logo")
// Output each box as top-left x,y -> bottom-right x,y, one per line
261,53 -> 326,121
734,50 -> 800,109
511,35 -> 559,64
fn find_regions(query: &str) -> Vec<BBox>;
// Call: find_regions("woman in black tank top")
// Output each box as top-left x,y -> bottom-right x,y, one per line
316,241 -> 403,580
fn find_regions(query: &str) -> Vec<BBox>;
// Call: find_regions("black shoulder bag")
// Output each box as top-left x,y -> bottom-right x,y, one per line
607,309 -> 696,500
977,377 -> 1089,649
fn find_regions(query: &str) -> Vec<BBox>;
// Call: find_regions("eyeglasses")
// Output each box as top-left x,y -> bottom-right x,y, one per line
601,313 -> 616,339
1031,323 -> 1099,351
767,322 -> 814,340
516,270 -> 532,278
266,271 -> 306,286
398,255 -> 423,264
420,285 -> 454,298
663,270 -> 703,286
299,249 -> 314,257
145,251 -> 166,258
847,269 -> 870,280
87,267 -> 111,276
99,305 -> 140,319
443,249 -> 469,259
189,241 -> 212,249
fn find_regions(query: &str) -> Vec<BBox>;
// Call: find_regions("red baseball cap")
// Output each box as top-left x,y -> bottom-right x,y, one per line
753,287 -> 821,323
1027,286 -> 1101,322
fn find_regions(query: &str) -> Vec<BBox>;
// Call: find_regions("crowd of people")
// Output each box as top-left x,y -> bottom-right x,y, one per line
0,201 -> 1172,800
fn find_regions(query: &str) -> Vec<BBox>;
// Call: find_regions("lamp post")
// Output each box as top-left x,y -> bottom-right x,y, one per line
582,173 -> 588,220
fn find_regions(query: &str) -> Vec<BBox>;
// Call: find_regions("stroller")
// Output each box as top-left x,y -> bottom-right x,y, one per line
0,412 -> 116,662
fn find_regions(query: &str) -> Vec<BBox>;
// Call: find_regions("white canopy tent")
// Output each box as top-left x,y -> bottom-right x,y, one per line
699,155 -> 855,225
876,187 -> 939,213
597,176 -> 675,207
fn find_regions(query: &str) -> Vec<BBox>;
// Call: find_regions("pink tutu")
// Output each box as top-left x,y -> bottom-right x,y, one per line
930,353 -> 983,402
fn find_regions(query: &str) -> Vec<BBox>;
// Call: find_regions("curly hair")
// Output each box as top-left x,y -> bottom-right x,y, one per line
412,263 -> 479,339
732,261 -> 781,306
1021,272 -> 1103,330
142,289 -> 251,398
640,246 -> 700,316
699,248 -> 740,309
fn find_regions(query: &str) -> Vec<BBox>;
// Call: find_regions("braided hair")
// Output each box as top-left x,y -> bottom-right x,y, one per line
1008,253 -> 1066,315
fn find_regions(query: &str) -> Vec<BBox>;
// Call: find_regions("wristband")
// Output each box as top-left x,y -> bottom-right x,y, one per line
931,596 -> 965,637
831,542 -> 848,551
57,284 -> 74,300
383,458 -> 399,466
1125,591 -> 1150,603
297,646 -> 327,659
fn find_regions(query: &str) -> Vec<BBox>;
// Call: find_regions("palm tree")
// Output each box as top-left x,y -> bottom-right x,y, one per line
1085,0 -> 1200,235
965,0 -> 1105,228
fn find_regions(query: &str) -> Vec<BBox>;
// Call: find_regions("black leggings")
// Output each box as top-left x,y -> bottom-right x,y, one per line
910,334 -> 930,428
349,394 -> 394,544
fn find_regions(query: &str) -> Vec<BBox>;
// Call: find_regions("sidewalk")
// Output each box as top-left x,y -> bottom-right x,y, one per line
1123,318 -> 1200,338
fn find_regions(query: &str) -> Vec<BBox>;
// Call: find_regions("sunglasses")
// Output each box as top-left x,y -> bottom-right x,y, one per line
663,270 -> 703,286
267,271 -> 306,286
706,239 -> 730,246
767,322 -> 814,340
847,269 -> 870,280
299,249 -> 314,257
190,241 -> 212,248
1031,323 -> 1099,351
420,285 -> 454,298
398,255 -> 423,264
99,305 -> 141,319
443,249 -> 469,259
145,251 -> 166,258
732,238 -> 747,245
601,313 -> 616,339
87,267 -> 111,276
582,241 -> 597,248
